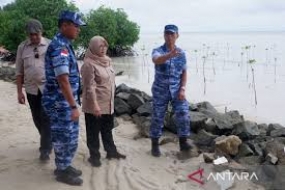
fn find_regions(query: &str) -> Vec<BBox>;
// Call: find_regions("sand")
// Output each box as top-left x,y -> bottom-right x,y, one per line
0,80 -> 264,190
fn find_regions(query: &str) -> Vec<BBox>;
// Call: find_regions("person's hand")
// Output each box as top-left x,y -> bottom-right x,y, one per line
168,48 -> 180,58
18,92 -> 25,104
178,88 -> 186,100
94,105 -> 102,117
71,108 -> 80,121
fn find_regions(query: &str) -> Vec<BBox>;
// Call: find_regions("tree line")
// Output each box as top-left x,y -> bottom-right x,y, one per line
0,0 -> 140,56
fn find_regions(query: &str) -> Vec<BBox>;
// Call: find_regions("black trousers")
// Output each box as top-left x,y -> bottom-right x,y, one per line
85,113 -> 117,159
26,90 -> 52,154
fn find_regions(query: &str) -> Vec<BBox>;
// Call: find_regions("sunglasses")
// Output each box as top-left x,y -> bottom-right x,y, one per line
33,47 -> 39,59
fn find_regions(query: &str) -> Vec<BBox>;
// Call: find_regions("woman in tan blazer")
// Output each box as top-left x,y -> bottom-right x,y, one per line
81,36 -> 126,167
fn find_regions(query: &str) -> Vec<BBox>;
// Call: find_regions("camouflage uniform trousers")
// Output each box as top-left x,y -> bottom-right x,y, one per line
43,101 -> 79,170
150,84 -> 190,138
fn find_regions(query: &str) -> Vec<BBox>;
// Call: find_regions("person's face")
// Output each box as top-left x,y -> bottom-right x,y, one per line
61,22 -> 80,40
164,31 -> 178,47
96,41 -> 108,57
29,32 -> 42,45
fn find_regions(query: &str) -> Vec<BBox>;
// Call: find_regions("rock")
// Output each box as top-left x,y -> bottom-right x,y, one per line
116,92 -> 130,101
232,121 -> 260,140
132,115 -> 151,138
131,113 -> 140,125
237,143 -> 254,158
266,153 -> 278,165
115,71 -> 124,76
0,66 -> 16,82
203,153 -> 215,163
265,139 -> 285,165
114,117 -> 119,128
224,110 -> 244,125
270,128 -> 285,137
196,101 -> 218,114
189,102 -> 198,111
128,93 -> 145,110
215,135 -> 242,156
140,118 -> 151,138
238,156 -> 263,165
114,97 -> 132,116
159,137 -> 177,145
137,101 -> 152,116
246,141 -> 264,157
193,129 -> 218,149
115,83 -> 131,94
119,114 -> 132,121
258,123 -> 268,136
189,111 -> 208,133
267,123 -> 284,135
204,118 -> 217,133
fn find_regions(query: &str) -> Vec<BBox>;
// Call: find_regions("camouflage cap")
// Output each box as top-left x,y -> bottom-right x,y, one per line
59,10 -> 86,26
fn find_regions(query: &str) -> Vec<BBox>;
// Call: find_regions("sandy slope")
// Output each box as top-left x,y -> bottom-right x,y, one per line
0,80 -> 264,190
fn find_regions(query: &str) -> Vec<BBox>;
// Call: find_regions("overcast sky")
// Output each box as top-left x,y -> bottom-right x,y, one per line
1,0 -> 285,33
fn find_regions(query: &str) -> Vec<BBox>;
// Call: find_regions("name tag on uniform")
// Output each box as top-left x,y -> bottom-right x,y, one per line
60,48 -> 69,57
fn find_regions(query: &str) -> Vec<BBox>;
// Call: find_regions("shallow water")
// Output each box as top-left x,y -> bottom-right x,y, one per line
111,32 -> 285,125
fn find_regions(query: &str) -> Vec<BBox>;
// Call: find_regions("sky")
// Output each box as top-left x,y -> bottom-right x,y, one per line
1,0 -> 285,33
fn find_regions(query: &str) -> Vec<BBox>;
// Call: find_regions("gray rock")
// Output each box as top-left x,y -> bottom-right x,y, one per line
116,92 -> 130,101
270,128 -> 285,137
115,83 -> 131,94
189,102 -> 198,111
246,141 -> 264,157
140,118 -> 151,138
0,66 -> 16,82
196,101 -> 218,115
193,129 -> 218,148
114,117 -> 119,128
137,101 -> 152,116
237,143 -> 254,158
267,123 -> 284,135
265,139 -> 285,165
189,111 -> 208,133
266,153 -> 278,165
119,114 -> 132,121
224,110 -> 244,125
215,135 -> 242,156
232,121 -> 260,140
128,93 -> 145,110
238,156 -> 263,165
204,118 -> 217,133
132,114 -> 151,138
114,97 -> 132,116
258,123 -> 268,136
203,153 -> 215,163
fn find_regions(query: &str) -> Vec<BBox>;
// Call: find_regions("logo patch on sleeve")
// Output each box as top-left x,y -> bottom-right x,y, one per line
60,48 -> 69,57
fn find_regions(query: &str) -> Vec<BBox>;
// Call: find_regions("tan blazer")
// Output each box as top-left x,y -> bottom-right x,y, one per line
81,58 -> 115,115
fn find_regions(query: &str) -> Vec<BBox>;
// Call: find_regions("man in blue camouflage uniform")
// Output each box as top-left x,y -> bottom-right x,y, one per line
42,10 -> 85,186
150,24 -> 191,157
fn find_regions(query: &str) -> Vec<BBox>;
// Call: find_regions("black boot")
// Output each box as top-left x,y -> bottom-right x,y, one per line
106,152 -> 126,160
55,167 -> 83,186
39,152 -> 50,162
54,166 -> 82,177
88,157 -> 102,167
151,138 -> 161,157
179,137 -> 192,151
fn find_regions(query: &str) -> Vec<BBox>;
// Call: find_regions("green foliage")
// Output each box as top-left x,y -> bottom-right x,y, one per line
0,3 -> 140,55
80,6 -> 140,49
248,59 -> 256,64
0,0 -> 77,52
